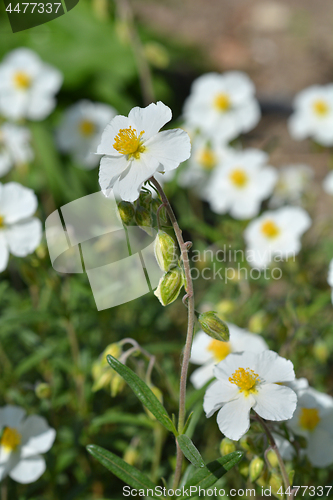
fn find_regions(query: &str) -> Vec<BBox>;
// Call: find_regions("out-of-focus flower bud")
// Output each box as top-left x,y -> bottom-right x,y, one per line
269,472 -> 283,496
216,299 -> 234,319
220,438 -> 236,456
198,311 -> 229,342
151,199 -> 168,224
118,201 -> 135,225
238,461 -> 249,477
266,449 -> 279,468
313,340 -> 329,363
35,382 -> 51,399
139,191 -> 152,208
249,456 -> 264,482
248,311 -> 267,334
154,230 -> 177,272
144,42 -> 170,69
154,267 -> 183,306
135,206 -> 153,235
92,343 -> 125,395
123,447 -> 139,466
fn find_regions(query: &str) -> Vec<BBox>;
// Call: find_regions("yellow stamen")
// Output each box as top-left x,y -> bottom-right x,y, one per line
229,367 -> 260,395
0,427 -> 21,452
0,215 -> 4,228
229,168 -> 248,188
261,220 -> 280,239
207,339 -> 231,362
113,126 -> 146,159
313,99 -> 329,117
299,407 -> 320,431
79,120 -> 96,137
13,71 -> 32,90
197,148 -> 217,171
214,92 -> 231,112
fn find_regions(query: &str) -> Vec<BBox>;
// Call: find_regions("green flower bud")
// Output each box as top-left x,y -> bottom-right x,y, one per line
92,343 -> 123,394
248,310 -> 267,334
219,438 -> 236,456
238,461 -> 249,478
249,456 -> 264,482
139,191 -> 152,208
266,449 -> 279,468
118,201 -> 135,225
269,472 -> 283,497
198,311 -> 229,342
123,447 -> 139,466
151,199 -> 168,224
154,267 -> 183,306
35,382 -> 51,399
154,230 -> 177,272
135,206 -> 153,235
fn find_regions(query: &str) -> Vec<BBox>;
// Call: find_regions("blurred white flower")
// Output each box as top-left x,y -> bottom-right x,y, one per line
288,84 -> 333,146
0,182 -> 42,272
190,324 -> 268,389
97,101 -> 191,202
0,123 -> 34,177
0,48 -> 62,121
206,149 -> 277,219
287,387 -> 333,467
0,405 -> 55,483
56,100 -> 117,169
204,350 -> 297,441
183,71 -> 261,142
328,259 -> 333,303
244,206 -> 311,268
272,433 -> 296,461
323,171 -> 333,196
269,164 -> 314,208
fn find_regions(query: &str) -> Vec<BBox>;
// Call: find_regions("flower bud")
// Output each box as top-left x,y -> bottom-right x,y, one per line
219,438 -> 236,456
151,199 -> 168,223
269,472 -> 283,496
135,206 -> 153,235
139,190 -> 152,208
198,311 -> 229,342
154,230 -> 177,272
118,201 -> 135,225
248,310 -> 267,334
123,447 -> 139,466
154,267 -> 183,306
92,343 -> 124,394
249,456 -> 264,482
35,382 -> 51,399
238,461 -> 249,478
266,449 -> 279,468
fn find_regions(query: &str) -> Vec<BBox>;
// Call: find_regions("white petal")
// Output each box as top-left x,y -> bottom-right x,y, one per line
323,171 -> 333,195
288,114 -> 310,141
214,351 -> 258,381
0,182 -> 37,224
255,350 -> 295,383
216,395 -> 254,440
33,65 -> 63,94
203,379 -> 239,417
97,115 -> 131,155
115,153 -> 160,202
145,129 -> 191,172
128,101 -> 172,139
306,429 -> 333,467
6,218 -> 42,257
253,384 -> 297,421
0,233 -> 9,272
98,154 -> 130,194
27,94 -> 57,120
20,415 -> 56,456
190,330 -> 214,365
0,405 -> 26,428
9,455 -> 46,484
190,363 -> 215,389
229,324 -> 268,353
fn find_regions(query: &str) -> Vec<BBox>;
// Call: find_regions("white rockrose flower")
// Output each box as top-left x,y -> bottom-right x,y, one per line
328,259 -> 333,303
97,101 -> 191,202
323,171 -> 333,196
206,149 -> 277,219
0,123 -> 34,177
288,84 -> 333,146
56,100 -> 117,169
183,71 -> 261,142
190,324 -> 268,389
269,164 -> 314,208
204,350 -> 297,441
244,206 -> 311,268
0,405 -> 56,483
0,182 -> 42,272
0,48 -> 63,121
287,387 -> 333,467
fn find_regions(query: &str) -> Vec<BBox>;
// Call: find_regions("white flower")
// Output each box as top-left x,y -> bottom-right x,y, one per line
288,84 -> 333,146
0,182 -> 42,272
183,72 -> 261,142
206,149 -> 277,219
56,100 -> 117,169
328,259 -> 333,303
323,171 -> 333,196
0,123 -> 34,177
0,405 -> 55,483
204,350 -> 297,441
287,387 -> 333,467
190,324 -> 268,389
244,206 -> 311,268
97,101 -> 191,202
0,48 -> 62,121
269,164 -> 314,208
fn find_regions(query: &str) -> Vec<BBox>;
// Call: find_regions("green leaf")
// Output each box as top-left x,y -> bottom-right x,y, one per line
181,451 -> 243,499
87,445 -> 161,499
106,355 -> 177,435
177,435 -> 205,468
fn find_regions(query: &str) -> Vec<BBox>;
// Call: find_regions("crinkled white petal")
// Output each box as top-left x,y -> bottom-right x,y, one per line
229,324 -> 268,352
0,182 -> 37,224
254,350 -> 295,383
203,379 -> 240,418
253,383 -> 297,421
99,155 -> 130,195
128,101 -> 172,140
9,455 -> 46,484
97,115 -> 132,156
190,362 -> 215,389
115,153 -> 160,202
145,129 -> 191,172
6,218 -> 42,257
216,395 -> 254,440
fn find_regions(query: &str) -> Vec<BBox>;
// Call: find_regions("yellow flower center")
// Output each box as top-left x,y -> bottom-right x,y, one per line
79,119 -> 96,137
261,220 -> 280,239
207,339 -> 231,362
229,168 -> 248,188
299,407 -> 320,432
197,148 -> 217,171
13,71 -> 32,90
313,99 -> 329,117
214,92 -> 231,112
113,126 -> 146,159
0,427 -> 22,452
229,367 -> 260,395
0,215 -> 4,228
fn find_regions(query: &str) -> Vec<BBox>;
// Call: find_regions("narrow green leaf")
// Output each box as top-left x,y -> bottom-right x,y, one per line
87,445 -> 161,499
107,355 -> 177,435
182,411 -> 194,435
181,451 -> 243,498
177,435 -> 205,468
